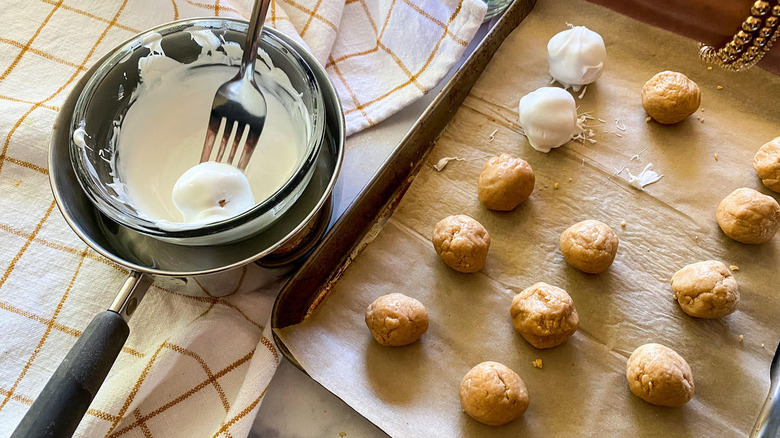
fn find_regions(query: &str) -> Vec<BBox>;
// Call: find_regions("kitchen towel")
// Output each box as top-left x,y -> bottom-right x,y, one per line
0,0 -> 485,437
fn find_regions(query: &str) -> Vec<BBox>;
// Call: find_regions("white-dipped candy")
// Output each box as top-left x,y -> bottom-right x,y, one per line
518,87 -> 580,153
548,26 -> 606,91
172,162 -> 255,223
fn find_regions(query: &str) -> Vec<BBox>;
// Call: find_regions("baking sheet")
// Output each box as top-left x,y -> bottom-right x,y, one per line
276,0 -> 780,435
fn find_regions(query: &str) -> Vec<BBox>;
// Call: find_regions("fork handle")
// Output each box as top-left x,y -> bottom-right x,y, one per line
239,0 -> 272,80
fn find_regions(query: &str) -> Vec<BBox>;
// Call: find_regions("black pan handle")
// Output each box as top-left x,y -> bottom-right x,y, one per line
11,311 -> 129,438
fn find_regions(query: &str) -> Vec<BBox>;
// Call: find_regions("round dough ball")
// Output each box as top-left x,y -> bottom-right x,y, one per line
626,343 -> 694,407
432,215 -> 490,273
478,154 -> 535,211
510,282 -> 579,349
365,293 -> 429,347
754,136 -> 780,193
641,71 -> 701,124
716,187 -> 780,244
459,361 -> 529,426
560,220 -> 619,274
671,260 -> 739,319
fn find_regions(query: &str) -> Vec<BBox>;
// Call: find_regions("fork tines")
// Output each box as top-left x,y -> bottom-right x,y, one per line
200,116 -> 259,170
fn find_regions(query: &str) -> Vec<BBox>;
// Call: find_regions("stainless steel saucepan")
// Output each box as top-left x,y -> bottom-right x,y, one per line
12,19 -> 344,437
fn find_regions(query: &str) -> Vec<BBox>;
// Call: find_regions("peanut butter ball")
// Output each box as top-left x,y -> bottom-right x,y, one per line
754,136 -> 780,193
365,293 -> 428,347
477,154 -> 535,211
510,282 -> 579,349
432,215 -> 490,273
626,343 -> 694,407
459,361 -> 529,426
641,71 -> 701,124
716,187 -> 780,244
560,220 -> 619,274
671,261 -> 739,319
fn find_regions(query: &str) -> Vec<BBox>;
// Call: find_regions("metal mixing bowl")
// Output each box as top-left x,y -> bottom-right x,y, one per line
70,19 -> 326,245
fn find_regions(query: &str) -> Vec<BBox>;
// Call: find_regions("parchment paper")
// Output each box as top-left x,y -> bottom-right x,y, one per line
276,0 -> 780,435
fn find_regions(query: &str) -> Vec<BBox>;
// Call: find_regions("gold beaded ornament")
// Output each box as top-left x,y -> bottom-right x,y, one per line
699,0 -> 779,71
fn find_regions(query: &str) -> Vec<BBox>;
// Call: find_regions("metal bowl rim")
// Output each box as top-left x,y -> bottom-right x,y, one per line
50,18 -> 345,277
69,19 -> 328,239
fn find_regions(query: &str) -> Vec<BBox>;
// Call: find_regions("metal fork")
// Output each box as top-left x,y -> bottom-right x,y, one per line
200,0 -> 271,171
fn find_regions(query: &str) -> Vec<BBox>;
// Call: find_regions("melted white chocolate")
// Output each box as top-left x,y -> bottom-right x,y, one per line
117,62 -> 302,225
75,29 -> 310,228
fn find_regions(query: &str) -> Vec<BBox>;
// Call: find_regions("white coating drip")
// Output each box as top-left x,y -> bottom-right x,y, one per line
73,120 -> 89,150
187,28 -> 222,53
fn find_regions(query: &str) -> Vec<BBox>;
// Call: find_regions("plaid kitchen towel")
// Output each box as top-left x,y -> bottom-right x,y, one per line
0,0 -> 485,436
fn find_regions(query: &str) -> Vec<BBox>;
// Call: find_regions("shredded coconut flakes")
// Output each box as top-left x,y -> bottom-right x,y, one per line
577,85 -> 587,99
432,153 -> 492,171
432,156 -> 465,171
630,148 -> 647,161
623,163 -> 664,190
573,114 -> 598,144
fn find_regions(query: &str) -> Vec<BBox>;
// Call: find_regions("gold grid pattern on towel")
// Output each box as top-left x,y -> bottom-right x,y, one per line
338,0 -> 467,118
0,3 -> 280,435
0,0 -> 480,434
324,0 -> 469,129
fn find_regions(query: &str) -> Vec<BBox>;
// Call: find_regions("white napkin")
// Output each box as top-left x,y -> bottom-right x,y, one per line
0,0 -> 485,436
